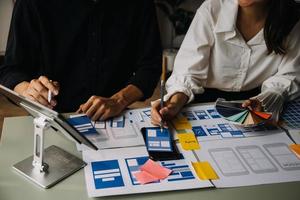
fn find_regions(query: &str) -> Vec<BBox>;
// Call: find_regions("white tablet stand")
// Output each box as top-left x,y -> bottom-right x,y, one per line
12,107 -> 86,188
0,85 -> 97,189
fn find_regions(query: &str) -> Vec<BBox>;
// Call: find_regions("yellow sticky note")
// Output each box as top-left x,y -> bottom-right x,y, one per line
192,161 -> 219,180
177,133 -> 200,150
172,115 -> 192,130
289,144 -> 300,159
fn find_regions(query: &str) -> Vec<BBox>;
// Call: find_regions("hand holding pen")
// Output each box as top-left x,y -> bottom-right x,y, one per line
151,57 -> 188,129
151,56 -> 188,128
14,76 -> 60,109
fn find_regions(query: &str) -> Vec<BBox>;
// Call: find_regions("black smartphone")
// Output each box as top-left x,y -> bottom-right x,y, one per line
141,127 -> 183,161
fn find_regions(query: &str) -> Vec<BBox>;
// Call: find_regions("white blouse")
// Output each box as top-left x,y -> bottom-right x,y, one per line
165,0 -> 300,110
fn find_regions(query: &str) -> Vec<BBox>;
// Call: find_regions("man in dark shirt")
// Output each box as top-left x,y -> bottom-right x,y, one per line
0,0 -> 162,120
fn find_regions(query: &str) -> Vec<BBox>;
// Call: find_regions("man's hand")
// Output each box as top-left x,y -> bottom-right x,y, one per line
78,84 -> 143,121
77,96 -> 126,121
151,92 -> 188,127
14,76 -> 60,109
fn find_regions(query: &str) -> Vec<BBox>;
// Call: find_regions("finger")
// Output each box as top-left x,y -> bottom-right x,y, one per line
50,98 -> 57,107
92,105 -> 106,121
38,76 -> 59,95
252,101 -> 262,112
100,109 -> 114,121
30,79 -> 49,100
151,106 -> 162,123
27,87 -> 52,107
242,100 -> 251,108
85,99 -> 102,118
81,96 -> 96,113
76,105 -> 83,114
163,121 -> 169,128
52,81 -> 60,94
160,107 -> 173,119
151,119 -> 161,126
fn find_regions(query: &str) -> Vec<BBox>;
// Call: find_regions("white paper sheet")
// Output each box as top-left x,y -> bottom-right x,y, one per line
82,145 -> 213,197
194,131 -> 300,187
76,108 -> 155,150
179,105 -> 282,141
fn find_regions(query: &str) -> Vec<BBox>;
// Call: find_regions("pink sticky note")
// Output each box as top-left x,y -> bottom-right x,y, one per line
134,171 -> 159,185
140,159 -> 172,180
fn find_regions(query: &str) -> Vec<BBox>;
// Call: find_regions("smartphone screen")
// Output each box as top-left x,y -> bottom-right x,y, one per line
141,127 -> 183,161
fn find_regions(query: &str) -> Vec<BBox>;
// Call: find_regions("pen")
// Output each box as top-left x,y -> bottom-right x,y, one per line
160,56 -> 167,132
48,90 -> 52,103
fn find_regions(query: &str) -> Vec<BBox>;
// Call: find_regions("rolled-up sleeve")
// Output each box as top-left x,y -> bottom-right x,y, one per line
164,2 -> 214,103
260,21 -> 300,101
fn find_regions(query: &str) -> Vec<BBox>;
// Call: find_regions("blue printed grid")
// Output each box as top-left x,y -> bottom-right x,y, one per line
67,116 -> 98,135
143,110 -> 152,117
207,109 -> 222,119
194,110 -> 210,120
125,156 -> 158,185
161,159 -> 195,182
192,126 -> 207,137
146,128 -> 172,152
281,99 -> 300,129
182,111 -> 197,120
125,156 -> 194,186
91,160 -> 124,189
110,116 -> 125,128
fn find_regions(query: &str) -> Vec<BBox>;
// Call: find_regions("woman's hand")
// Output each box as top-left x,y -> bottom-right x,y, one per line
242,98 -> 263,111
14,76 -> 59,109
151,92 -> 188,127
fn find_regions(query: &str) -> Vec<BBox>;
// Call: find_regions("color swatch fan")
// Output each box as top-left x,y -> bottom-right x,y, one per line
215,99 -> 272,126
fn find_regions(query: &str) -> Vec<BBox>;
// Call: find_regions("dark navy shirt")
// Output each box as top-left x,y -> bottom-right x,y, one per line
0,0 -> 162,112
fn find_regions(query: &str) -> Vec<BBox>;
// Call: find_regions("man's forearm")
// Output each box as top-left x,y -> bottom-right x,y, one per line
111,84 -> 144,109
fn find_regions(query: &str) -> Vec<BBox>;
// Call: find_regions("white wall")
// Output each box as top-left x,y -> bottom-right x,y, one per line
0,0 -> 14,55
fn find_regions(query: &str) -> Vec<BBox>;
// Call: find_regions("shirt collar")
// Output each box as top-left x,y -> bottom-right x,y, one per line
214,0 -> 239,34
214,0 -> 265,46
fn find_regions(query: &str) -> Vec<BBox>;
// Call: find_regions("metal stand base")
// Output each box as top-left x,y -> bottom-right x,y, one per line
13,145 -> 86,188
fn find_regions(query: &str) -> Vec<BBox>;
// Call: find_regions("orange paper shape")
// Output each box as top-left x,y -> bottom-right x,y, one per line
289,144 -> 300,159
253,111 -> 272,120
133,171 -> 159,185
140,159 -> 172,179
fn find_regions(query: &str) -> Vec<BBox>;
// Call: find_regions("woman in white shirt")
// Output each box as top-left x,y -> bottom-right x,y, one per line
151,0 -> 300,126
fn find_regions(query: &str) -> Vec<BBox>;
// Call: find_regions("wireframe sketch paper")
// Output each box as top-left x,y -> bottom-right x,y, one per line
194,132 -> 300,187
82,145 -> 213,197
72,108 -> 154,150
178,105 -> 282,141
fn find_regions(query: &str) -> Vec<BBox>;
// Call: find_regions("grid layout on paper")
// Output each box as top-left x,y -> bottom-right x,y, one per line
281,99 -> 300,129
